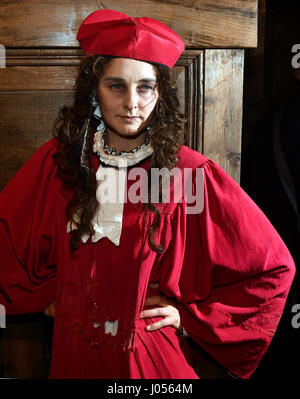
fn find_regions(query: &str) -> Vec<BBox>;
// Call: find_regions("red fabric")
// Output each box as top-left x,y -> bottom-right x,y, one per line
0,138 -> 295,379
76,9 -> 185,68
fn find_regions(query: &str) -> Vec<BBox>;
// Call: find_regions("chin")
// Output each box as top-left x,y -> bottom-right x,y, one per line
116,125 -> 145,136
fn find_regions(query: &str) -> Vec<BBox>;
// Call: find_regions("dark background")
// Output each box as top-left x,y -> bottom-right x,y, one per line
241,0 -> 300,378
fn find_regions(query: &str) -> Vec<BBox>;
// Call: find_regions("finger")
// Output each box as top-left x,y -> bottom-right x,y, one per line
44,308 -> 54,317
44,301 -> 56,317
140,306 -> 170,318
144,296 -> 166,306
148,282 -> 160,289
47,308 -> 55,317
145,318 -> 174,331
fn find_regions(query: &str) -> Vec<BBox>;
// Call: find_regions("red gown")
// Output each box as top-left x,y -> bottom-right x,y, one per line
0,137 -> 295,379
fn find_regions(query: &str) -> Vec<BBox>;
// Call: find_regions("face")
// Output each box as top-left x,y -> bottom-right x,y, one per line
97,58 -> 159,150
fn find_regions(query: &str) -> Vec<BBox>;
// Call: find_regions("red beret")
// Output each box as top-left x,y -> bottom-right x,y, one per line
76,9 -> 185,68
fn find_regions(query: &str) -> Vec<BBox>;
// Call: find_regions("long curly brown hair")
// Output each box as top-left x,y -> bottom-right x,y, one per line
52,55 -> 186,253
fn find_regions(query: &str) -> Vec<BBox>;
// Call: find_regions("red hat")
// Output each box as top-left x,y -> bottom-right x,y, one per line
76,9 -> 185,68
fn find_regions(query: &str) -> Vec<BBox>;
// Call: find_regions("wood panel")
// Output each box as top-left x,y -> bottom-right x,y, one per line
0,91 -> 73,189
0,66 -> 77,91
0,49 -> 245,186
0,50 -> 203,189
182,50 -> 203,152
2,316 -> 46,378
0,0 -> 258,48
203,49 -> 244,183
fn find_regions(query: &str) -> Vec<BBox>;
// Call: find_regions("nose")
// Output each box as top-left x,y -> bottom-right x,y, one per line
124,87 -> 138,112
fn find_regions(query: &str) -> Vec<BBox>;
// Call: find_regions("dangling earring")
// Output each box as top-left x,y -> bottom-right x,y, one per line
80,104 -> 93,172
146,125 -> 153,135
80,93 -> 107,172
92,93 -> 106,134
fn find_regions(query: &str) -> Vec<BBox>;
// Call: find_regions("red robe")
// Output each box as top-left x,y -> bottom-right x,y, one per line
0,137 -> 295,379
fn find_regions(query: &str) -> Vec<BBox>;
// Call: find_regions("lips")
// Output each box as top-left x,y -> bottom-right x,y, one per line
119,115 -> 139,119
119,115 -> 140,123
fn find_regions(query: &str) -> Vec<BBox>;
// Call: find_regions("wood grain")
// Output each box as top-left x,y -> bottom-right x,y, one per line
0,0 -> 258,48
0,66 -> 79,91
203,49 -> 244,183
0,50 -> 203,188
0,91 -> 73,188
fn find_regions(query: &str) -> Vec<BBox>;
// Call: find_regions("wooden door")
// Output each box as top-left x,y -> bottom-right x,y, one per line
0,0 -> 258,378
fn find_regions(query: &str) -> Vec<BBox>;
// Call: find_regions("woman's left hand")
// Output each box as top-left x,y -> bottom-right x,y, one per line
44,300 -> 56,318
140,283 -> 182,332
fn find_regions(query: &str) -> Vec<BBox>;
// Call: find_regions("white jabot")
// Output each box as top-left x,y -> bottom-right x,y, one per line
93,131 -> 154,167
67,130 -> 154,246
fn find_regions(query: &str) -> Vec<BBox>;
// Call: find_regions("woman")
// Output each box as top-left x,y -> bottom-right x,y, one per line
0,9 -> 295,379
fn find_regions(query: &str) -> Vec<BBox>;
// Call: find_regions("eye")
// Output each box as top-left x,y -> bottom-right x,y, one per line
109,84 -> 123,90
138,85 -> 154,92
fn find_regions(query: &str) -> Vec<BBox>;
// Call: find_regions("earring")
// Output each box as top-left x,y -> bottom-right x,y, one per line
80,105 -> 93,172
92,94 -> 106,134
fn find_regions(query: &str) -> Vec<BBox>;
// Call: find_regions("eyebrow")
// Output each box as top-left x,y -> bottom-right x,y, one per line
102,77 -> 156,84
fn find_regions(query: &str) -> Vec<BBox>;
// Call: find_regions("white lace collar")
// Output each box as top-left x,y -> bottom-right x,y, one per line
93,130 -> 154,168
67,131 -> 154,246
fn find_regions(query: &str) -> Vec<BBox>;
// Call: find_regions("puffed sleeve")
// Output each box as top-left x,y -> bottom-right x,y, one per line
0,138 -> 60,315
161,159 -> 296,379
